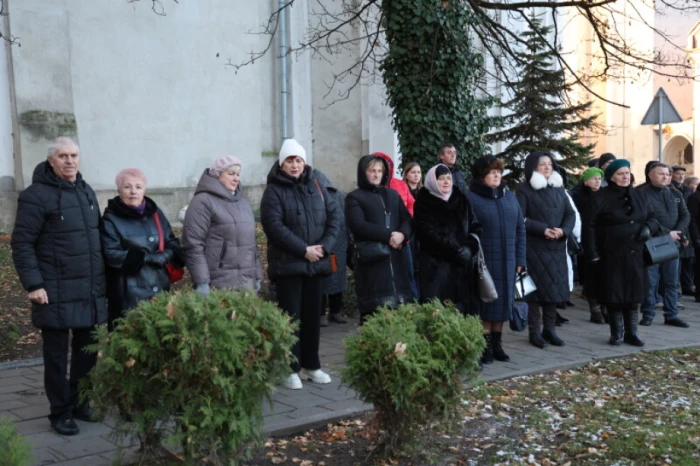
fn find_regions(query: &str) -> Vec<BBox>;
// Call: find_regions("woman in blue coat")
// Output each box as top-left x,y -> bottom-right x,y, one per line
467,156 -> 526,364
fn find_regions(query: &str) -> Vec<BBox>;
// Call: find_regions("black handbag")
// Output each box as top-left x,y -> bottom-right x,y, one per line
643,234 -> 679,266
567,235 -> 582,256
509,302 -> 529,332
354,241 -> 391,264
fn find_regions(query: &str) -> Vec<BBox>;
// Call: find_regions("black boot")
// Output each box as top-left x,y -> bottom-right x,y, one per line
528,303 -> 546,349
481,334 -> 494,364
601,305 -> 609,324
589,301 -> 605,324
491,331 -> 510,362
555,311 -> 569,326
607,311 -> 623,345
542,305 -> 565,346
623,308 -> 645,347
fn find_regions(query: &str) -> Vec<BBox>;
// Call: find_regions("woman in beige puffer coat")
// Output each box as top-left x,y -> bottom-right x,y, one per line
183,156 -> 263,295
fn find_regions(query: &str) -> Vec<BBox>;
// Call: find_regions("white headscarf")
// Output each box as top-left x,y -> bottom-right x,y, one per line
424,164 -> 452,201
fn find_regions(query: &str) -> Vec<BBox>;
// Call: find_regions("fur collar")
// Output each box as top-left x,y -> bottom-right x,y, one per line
530,170 -> 563,190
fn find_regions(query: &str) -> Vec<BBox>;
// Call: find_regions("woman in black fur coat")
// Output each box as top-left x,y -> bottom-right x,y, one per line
413,164 -> 481,315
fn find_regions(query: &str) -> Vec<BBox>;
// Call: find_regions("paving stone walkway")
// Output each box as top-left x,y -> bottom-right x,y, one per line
2,293 -> 700,465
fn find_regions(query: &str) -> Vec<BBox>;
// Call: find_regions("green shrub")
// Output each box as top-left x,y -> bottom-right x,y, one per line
0,417 -> 32,466
342,300 -> 485,454
86,289 -> 297,465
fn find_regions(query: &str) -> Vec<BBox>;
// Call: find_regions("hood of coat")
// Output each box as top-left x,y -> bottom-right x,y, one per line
312,168 -> 338,193
105,195 -> 159,218
32,161 -> 86,190
357,155 -> 389,191
524,152 -> 563,190
372,152 -> 396,182
266,161 -> 312,187
194,169 -> 241,201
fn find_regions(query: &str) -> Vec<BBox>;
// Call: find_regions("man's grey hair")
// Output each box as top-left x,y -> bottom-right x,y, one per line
47,137 -> 79,159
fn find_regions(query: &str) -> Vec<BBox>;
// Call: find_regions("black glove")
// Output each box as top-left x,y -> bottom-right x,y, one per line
144,252 -> 169,268
635,225 -> 652,242
456,247 -> 472,264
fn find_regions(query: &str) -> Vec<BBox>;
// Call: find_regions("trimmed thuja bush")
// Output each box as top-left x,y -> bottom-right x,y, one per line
0,417 -> 32,466
342,300 -> 485,454
86,290 -> 296,465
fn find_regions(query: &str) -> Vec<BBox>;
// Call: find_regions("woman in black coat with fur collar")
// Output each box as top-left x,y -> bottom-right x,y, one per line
516,152 -> 575,349
413,164 -> 481,315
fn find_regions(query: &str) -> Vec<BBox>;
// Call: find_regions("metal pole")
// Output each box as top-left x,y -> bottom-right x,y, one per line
658,92 -> 663,162
279,0 -> 289,141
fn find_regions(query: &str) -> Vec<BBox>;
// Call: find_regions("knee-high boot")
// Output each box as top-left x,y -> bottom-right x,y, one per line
589,299 -> 605,324
528,303 -> 546,349
481,333 -> 494,364
623,307 -> 645,347
607,310 -> 623,345
542,304 -> 565,346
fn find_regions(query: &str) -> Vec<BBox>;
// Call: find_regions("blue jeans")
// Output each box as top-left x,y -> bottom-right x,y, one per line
641,258 -> 679,320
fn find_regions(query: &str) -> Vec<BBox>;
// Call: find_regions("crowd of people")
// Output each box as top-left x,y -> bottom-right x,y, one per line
10,136 -> 695,436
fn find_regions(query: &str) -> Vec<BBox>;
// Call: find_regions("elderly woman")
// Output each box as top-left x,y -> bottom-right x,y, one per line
345,155 -> 412,322
182,156 -> 262,296
467,156 -> 526,364
414,163 -> 480,313
583,160 -> 658,346
101,168 -> 183,328
516,152 -> 576,349
261,139 -> 340,390
571,167 -> 607,323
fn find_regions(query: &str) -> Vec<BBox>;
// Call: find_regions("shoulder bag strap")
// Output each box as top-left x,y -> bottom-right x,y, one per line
153,212 -> 165,253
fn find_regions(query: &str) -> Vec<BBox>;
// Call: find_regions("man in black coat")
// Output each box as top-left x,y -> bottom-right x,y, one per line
437,144 -> 468,194
11,137 -> 107,436
669,166 -> 695,296
638,163 -> 690,328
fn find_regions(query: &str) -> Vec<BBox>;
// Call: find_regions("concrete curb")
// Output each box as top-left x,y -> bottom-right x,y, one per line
264,405 -> 371,437
0,357 -> 43,371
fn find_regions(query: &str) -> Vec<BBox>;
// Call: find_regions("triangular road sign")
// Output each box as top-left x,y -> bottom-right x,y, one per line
641,87 -> 683,125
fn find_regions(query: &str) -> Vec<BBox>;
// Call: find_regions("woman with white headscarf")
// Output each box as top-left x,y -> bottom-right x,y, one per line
413,163 -> 481,315
183,155 -> 263,295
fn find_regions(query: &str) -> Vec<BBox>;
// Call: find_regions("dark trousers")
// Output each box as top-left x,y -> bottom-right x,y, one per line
323,293 -> 343,315
680,257 -> 694,293
277,275 -> 322,373
41,327 -> 97,422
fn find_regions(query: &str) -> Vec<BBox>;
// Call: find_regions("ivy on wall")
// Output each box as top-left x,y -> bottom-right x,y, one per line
380,0 -> 495,173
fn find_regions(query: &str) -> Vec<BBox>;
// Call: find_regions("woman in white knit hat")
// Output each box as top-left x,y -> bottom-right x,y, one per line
260,139 -> 341,390
182,155 -> 263,295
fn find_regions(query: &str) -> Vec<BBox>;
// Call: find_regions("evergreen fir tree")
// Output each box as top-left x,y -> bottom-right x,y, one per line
487,18 -> 597,187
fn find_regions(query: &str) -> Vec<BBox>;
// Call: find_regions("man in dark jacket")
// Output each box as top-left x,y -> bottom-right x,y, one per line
669,166 -> 695,295
638,163 -> 690,328
686,187 -> 700,302
438,144 -> 468,194
11,137 -> 107,436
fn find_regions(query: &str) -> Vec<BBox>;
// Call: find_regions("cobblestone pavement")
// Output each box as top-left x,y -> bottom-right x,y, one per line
2,293 -> 700,465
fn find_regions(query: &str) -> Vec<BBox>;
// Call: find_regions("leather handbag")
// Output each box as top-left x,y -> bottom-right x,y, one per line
643,234 -> 679,266
354,241 -> 391,264
509,302 -> 529,332
153,213 -> 185,284
470,234 -> 498,303
567,235 -> 582,256
514,271 -> 537,300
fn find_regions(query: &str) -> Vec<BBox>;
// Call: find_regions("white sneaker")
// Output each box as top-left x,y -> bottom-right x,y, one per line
282,373 -> 303,390
302,368 -> 332,384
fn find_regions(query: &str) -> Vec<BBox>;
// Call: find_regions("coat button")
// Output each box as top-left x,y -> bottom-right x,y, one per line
630,221 -> 634,224
149,236 -> 155,242
153,286 -> 159,292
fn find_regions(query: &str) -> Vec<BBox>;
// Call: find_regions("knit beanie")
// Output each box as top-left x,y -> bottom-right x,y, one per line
604,159 -> 631,181
279,139 -> 307,165
208,155 -> 242,178
581,167 -> 604,183
598,152 -> 617,168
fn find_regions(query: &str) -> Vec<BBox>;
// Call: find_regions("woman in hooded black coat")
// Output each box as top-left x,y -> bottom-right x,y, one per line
345,155 -> 412,322
583,159 -> 658,347
414,164 -> 481,315
516,152 -> 576,349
